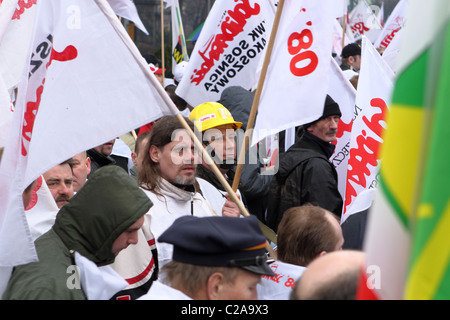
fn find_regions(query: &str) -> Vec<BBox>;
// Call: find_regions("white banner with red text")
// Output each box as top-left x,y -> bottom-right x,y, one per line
175,0 -> 275,107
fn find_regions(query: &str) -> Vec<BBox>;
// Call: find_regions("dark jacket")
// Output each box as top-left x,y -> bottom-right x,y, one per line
87,148 -> 129,177
266,131 -> 343,232
218,86 -> 273,221
2,166 -> 152,300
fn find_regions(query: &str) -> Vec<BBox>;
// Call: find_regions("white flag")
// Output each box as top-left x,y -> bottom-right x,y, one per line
328,57 -> 357,211
374,0 -> 408,49
0,0 -> 37,91
0,0 -> 176,279
107,0 -> 148,35
252,0 -> 338,146
341,36 -> 395,223
170,0 -> 189,68
348,0 -> 382,42
175,0 -> 275,107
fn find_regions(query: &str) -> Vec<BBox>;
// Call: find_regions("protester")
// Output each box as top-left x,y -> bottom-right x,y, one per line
130,130 -> 151,180
218,86 -> 274,222
109,134 -> 158,300
173,61 -> 188,85
2,166 -> 152,300
290,250 -> 366,300
42,159 -> 75,209
149,63 -> 165,87
340,42 -> 362,72
139,215 -> 274,300
71,151 -> 91,192
189,101 -> 245,210
342,208 -> 369,250
87,139 -> 118,176
137,115 -> 241,269
258,204 -> 343,299
266,95 -> 344,231
165,84 -> 191,117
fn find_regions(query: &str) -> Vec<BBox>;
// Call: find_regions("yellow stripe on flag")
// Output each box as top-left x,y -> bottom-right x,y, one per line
405,200 -> 450,299
380,103 -> 424,219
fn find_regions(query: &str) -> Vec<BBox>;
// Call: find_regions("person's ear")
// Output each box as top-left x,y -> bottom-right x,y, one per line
85,156 -> 91,174
149,145 -> 160,163
348,55 -> 355,64
131,152 -> 137,167
206,272 -> 225,300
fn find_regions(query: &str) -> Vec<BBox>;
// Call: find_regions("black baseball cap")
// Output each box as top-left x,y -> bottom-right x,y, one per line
341,43 -> 361,58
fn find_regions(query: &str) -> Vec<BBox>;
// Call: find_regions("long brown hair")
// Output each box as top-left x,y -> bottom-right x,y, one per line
138,116 -> 194,194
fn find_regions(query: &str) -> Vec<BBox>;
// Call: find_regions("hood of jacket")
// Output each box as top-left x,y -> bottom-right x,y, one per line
53,165 -> 153,266
218,86 -> 254,130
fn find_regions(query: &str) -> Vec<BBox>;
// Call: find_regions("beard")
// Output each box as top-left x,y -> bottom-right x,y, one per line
174,165 -> 196,186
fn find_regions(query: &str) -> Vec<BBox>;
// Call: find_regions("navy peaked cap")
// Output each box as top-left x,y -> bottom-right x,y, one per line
158,215 -> 275,276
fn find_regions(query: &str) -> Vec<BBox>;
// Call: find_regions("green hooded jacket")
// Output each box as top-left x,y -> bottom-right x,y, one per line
2,166 -> 153,300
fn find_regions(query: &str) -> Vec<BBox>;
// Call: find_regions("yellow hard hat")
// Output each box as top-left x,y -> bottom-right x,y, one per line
189,102 -> 242,132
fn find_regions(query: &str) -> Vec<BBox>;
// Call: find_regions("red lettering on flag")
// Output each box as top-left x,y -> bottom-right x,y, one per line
344,98 -> 388,210
21,44 -> 78,156
12,0 -> 36,20
287,9 -> 318,77
190,0 -> 260,85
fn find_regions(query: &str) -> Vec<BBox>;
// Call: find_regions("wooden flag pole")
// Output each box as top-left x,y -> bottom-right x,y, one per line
161,0 -> 165,87
231,0 -> 285,192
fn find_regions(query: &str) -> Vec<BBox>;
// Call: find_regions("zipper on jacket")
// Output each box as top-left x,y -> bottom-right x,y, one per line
190,194 -> 194,215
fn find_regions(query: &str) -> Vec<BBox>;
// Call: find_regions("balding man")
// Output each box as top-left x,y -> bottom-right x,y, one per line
291,250 -> 366,300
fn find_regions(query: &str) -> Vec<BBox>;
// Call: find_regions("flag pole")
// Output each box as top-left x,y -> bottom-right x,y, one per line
161,0 -> 165,87
231,0 -> 285,192
342,11 -> 347,50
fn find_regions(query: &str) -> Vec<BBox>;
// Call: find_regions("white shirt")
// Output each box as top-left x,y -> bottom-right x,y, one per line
257,261 -> 306,300
142,178 -> 221,269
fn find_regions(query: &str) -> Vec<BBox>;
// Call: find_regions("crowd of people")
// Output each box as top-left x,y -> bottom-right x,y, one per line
2,44 -> 370,300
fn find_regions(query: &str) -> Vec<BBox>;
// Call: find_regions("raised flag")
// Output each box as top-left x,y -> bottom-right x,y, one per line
170,0 -> 189,68
357,0 -> 450,300
374,0 -> 408,50
252,0 -> 339,146
328,57 -> 356,214
0,0 -> 177,294
341,36 -> 394,223
348,0 -> 382,43
175,0 -> 275,107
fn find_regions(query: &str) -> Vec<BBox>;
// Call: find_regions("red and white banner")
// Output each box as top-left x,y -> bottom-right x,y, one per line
348,0 -> 382,43
328,57 -> 357,210
341,36 -> 395,223
175,0 -> 275,107
374,0 -> 408,49
0,0 -> 177,278
252,0 -> 340,146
